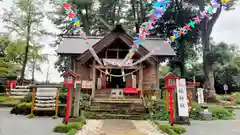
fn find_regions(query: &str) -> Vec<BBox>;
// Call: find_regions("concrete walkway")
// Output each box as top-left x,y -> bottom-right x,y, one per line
183,109 -> 240,135
0,107 -> 62,135
77,120 -> 165,135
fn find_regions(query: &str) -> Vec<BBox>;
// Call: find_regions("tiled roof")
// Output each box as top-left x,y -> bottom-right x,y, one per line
57,36 -> 175,56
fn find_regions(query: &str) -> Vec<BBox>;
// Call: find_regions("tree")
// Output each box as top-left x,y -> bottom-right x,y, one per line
27,45 -> 48,83
151,0 -> 201,77
0,36 -> 22,77
2,0 -> 45,84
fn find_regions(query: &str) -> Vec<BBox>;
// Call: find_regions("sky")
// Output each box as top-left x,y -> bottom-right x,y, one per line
0,0 -> 239,83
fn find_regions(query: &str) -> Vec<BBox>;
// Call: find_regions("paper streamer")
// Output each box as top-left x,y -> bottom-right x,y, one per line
120,0 -> 169,66
121,0 -> 231,66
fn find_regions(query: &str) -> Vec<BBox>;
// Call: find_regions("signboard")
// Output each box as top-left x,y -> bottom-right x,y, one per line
82,80 -> 92,89
223,84 -> 228,91
74,80 -> 81,88
176,79 -> 189,117
197,88 -> 204,104
110,89 -> 124,98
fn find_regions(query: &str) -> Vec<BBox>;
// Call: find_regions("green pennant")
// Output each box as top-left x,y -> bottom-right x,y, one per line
207,7 -> 213,15
188,20 -> 195,28
61,0 -> 68,3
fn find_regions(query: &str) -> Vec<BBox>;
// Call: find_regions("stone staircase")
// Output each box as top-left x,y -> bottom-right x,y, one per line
85,89 -> 149,120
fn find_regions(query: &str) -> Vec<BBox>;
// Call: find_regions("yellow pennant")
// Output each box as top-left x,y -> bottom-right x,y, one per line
170,36 -> 175,41
221,0 -> 230,3
73,20 -> 80,27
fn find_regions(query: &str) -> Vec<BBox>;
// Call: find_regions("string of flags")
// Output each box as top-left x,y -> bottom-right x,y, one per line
61,0 -> 88,40
121,0 -> 231,65
120,0 -> 169,66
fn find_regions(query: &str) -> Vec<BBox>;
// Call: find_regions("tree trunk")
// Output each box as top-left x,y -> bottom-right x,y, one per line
130,0 -> 139,33
31,61 -> 35,84
201,5 -> 222,101
20,2 -> 31,85
84,4 -> 90,35
139,0 -> 145,23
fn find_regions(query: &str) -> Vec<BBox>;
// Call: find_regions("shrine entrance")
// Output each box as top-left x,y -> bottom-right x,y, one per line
107,69 -> 125,88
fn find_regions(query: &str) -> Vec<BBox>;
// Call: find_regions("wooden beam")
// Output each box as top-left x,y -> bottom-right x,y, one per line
139,64 -> 143,90
90,65 -> 140,69
156,64 -> 160,88
92,61 -> 96,98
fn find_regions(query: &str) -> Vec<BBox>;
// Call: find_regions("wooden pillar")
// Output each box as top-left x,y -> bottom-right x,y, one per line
73,59 -> 76,73
55,89 -> 59,116
31,87 -> 36,114
156,63 -> 160,88
138,64 -> 143,90
92,61 -> 96,98
73,83 -> 81,117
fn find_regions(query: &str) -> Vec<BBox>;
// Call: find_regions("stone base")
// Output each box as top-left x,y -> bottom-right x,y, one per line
200,111 -> 212,120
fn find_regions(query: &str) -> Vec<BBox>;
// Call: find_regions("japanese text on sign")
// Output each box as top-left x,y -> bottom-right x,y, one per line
176,79 -> 189,117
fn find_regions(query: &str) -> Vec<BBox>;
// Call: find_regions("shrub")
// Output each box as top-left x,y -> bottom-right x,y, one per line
156,123 -> 186,135
21,93 -> 32,102
231,92 -> 240,104
26,113 -> 35,119
150,100 -> 169,120
67,129 -> 78,135
189,102 -> 203,120
17,102 -> 32,108
211,106 -> 235,120
53,122 -> 84,133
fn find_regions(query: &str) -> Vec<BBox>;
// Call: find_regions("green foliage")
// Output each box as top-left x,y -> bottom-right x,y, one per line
189,102 -> 203,120
17,102 -> 32,108
26,113 -> 35,119
211,107 -> 235,120
53,122 -> 84,133
21,92 -> 32,102
156,123 -> 186,135
67,129 -> 78,135
231,92 -> 240,104
151,102 -> 169,121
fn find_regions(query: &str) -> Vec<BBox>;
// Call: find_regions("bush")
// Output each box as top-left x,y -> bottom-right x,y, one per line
53,122 -> 84,133
211,106 -> 235,120
231,92 -> 240,104
150,100 -> 169,120
67,129 -> 78,135
26,113 -> 35,119
17,102 -> 32,108
21,93 -> 32,102
156,123 -> 186,135
189,102 -> 203,120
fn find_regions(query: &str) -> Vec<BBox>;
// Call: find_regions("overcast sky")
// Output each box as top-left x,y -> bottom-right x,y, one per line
0,0 -> 239,83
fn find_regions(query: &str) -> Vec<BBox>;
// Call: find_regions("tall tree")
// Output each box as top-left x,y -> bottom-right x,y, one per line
185,0 -> 237,100
28,45 -> 48,83
152,0 -> 200,77
2,0 -> 45,84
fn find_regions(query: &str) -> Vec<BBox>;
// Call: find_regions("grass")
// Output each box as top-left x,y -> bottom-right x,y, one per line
154,121 -> 186,135
0,95 -> 21,106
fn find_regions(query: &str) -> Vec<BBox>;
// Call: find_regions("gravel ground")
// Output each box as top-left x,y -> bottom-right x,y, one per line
0,107 -> 63,135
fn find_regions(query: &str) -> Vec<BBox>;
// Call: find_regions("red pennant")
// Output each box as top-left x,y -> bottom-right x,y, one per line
184,24 -> 191,31
68,12 -> 76,18
62,3 -> 71,10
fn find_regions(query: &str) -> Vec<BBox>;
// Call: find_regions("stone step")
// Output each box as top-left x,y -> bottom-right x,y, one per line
84,112 -> 149,120
87,108 -> 147,114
